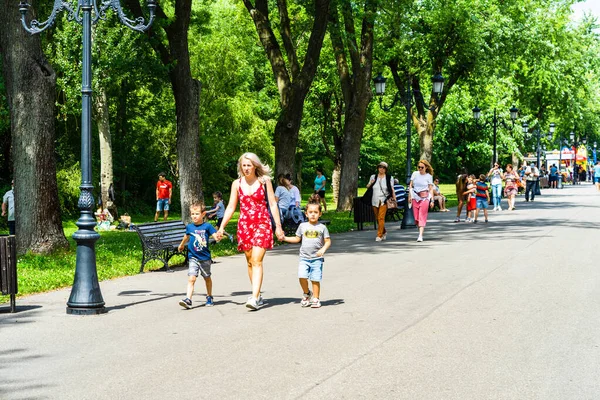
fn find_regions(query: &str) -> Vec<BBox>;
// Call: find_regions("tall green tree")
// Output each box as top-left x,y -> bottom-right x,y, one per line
329,0 -> 378,211
0,0 -> 68,253
242,0 -> 330,177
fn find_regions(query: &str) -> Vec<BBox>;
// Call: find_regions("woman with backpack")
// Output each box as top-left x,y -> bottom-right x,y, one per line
366,161 -> 397,242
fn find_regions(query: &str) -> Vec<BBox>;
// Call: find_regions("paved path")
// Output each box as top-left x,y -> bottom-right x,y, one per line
1,184 -> 599,400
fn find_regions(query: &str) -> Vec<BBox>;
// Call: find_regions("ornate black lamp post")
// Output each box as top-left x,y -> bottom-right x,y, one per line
373,72 -> 444,229
472,106 -> 519,165
19,0 -> 156,315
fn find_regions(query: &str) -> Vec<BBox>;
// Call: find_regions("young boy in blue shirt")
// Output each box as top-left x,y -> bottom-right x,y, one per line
178,203 -> 220,309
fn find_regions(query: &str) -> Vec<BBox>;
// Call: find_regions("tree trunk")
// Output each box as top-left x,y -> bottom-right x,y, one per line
0,0 -> 68,253
336,98 -> 370,211
93,85 -> 113,211
273,91 -> 306,176
331,163 -> 341,206
414,112 -> 436,162
173,73 -> 202,222
330,0 -> 377,211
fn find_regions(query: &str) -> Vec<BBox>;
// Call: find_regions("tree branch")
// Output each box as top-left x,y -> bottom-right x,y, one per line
276,0 -> 301,80
243,0 -> 292,104
328,2 -> 352,105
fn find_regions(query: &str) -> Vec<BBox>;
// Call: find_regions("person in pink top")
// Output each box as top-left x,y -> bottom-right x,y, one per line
409,160 -> 434,242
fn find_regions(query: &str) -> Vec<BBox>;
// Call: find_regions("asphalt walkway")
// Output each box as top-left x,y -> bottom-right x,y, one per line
1,183 -> 599,400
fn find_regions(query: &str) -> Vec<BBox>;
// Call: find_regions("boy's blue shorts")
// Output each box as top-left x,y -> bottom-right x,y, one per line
476,198 -> 488,209
298,258 -> 324,282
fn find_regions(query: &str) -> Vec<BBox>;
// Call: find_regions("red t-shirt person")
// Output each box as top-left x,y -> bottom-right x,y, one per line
156,179 -> 172,200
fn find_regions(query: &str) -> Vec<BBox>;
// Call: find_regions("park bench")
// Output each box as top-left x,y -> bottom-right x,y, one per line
352,185 -> 406,230
134,220 -> 188,273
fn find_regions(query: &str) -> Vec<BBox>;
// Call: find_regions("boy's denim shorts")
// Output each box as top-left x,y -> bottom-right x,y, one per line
156,198 -> 170,211
298,258 -> 324,282
188,258 -> 212,278
476,198 -> 488,209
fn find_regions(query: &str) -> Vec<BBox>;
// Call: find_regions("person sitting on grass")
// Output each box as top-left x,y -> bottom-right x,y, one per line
282,201 -> 331,308
178,203 -> 221,309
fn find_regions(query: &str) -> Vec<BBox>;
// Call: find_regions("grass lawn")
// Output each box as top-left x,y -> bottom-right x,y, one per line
1,183 -> 458,304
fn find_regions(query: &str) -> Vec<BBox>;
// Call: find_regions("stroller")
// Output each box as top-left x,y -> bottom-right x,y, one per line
281,205 -> 307,234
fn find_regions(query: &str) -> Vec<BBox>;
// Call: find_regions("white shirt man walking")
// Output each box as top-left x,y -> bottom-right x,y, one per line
524,163 -> 539,202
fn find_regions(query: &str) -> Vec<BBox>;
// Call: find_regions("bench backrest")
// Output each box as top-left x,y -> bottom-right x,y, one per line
134,220 -> 187,245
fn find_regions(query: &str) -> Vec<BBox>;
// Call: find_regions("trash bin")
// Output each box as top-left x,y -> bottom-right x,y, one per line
352,197 -> 376,230
0,235 -> 17,313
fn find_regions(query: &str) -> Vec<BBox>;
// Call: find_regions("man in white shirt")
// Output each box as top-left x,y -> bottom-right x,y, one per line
524,162 -> 539,202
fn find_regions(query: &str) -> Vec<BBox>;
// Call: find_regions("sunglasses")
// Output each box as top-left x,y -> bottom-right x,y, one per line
418,166 -> 425,169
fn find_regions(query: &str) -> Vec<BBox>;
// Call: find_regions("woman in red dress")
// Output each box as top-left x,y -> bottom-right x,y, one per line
217,153 -> 284,310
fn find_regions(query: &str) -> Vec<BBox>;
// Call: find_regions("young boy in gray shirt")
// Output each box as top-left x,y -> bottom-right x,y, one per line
283,202 -> 331,308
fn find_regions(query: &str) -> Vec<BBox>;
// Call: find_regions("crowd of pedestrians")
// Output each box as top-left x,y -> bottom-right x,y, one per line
163,155 -> 600,313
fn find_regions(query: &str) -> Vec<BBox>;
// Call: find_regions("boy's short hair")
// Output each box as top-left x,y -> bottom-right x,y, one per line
190,202 -> 206,212
306,201 -> 321,212
158,172 -> 166,178
479,174 -> 486,181
212,191 -> 222,199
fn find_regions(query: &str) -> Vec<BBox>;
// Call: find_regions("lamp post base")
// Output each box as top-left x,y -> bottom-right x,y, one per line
401,198 -> 416,229
66,306 -> 107,315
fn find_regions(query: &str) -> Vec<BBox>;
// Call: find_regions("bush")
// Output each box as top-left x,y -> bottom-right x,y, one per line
56,163 -> 82,218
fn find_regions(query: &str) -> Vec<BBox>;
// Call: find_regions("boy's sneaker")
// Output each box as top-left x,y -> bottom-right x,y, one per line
310,298 -> 321,308
454,217 -> 460,222
205,296 -> 214,307
300,291 -> 313,307
245,297 -> 260,310
179,298 -> 192,309
473,220 -> 478,223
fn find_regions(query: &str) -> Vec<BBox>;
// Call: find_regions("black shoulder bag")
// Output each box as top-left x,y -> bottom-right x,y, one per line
263,182 -> 277,231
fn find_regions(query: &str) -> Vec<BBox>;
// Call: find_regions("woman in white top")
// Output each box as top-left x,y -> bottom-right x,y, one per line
285,173 -> 301,207
366,161 -> 397,242
408,159 -> 434,242
487,162 -> 504,211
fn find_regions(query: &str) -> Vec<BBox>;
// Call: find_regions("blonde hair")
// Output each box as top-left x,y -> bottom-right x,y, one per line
418,159 -> 434,176
237,152 -> 272,180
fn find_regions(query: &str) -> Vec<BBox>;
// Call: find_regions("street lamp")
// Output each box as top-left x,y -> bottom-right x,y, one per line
20,0 -> 156,315
373,72 -> 444,229
472,105 -> 519,164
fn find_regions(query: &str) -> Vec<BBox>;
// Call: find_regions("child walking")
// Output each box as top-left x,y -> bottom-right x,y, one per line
206,191 -> 232,241
474,174 -> 490,223
283,201 -> 331,308
178,203 -> 220,309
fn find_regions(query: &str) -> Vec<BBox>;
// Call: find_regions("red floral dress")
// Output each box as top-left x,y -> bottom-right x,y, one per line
237,180 -> 273,252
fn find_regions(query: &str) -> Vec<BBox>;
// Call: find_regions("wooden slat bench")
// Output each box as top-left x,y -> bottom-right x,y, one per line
134,220 -> 188,273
